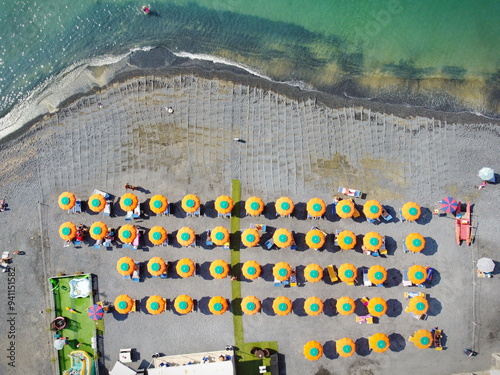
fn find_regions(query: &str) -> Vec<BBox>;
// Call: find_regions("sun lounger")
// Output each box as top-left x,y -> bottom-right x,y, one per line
250,223 -> 267,233
132,231 -> 141,250
363,268 -> 372,286
281,279 -> 290,287
402,269 -> 412,286
122,243 -> 130,248
274,278 -> 282,287
290,267 -> 297,287
93,189 -> 111,200
327,265 -> 338,282
103,200 -> 112,217
381,208 -> 392,222
433,328 -> 444,350
265,238 -> 274,250
160,263 -> 169,279
348,200 -> 361,218
94,239 -> 102,250
379,237 -> 387,255
404,291 -> 425,299
73,240 -> 82,248
125,211 -> 133,221
361,297 -> 369,306
132,205 -> 141,219
405,306 -> 427,320
223,242 -> 230,250
334,229 -> 341,247
367,217 -> 377,224
205,230 -> 213,246
356,315 -> 374,324
132,262 -> 140,282
402,242 -> 411,253
72,199 -> 82,214
123,274 -> 131,280
338,187 -> 361,198
399,209 -> 407,222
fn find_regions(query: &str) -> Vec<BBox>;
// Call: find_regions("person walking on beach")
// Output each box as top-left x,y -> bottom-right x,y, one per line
125,183 -> 138,191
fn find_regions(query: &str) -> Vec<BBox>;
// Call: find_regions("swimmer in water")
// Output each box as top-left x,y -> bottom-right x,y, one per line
142,6 -> 151,14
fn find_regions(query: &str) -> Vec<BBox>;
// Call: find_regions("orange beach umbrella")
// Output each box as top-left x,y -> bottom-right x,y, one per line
275,197 -> 294,216
245,197 -> 264,216
336,199 -> 355,218
241,296 -> 261,315
176,258 -> 195,278
338,263 -> 357,284
304,264 -> 324,283
208,296 -> 229,315
307,198 -> 326,217
146,295 -> 166,315
408,265 -> 427,285
336,337 -> 356,357
411,329 -> 433,349
272,296 -> 292,316
306,229 -> 326,249
408,296 -> 429,315
120,193 -> 138,211
337,230 -> 357,250
89,222 -> 108,240
363,200 -> 382,219
273,262 -> 292,281
148,226 -> 167,245
368,265 -> 387,285
118,225 -> 137,243
59,222 -> 77,241
304,341 -> 323,361
212,226 -> 230,246
241,228 -> 260,247
368,297 -> 388,317
406,233 -> 425,253
116,256 -> 135,276
369,333 -> 390,353
363,232 -> 383,251
273,228 -> 293,248
174,295 -> 194,314
242,260 -> 261,280
58,192 -> 76,210
147,257 -> 166,276
88,194 -> 106,212
210,259 -> 230,279
336,296 -> 355,316
114,295 -> 134,314
182,194 -> 200,213
149,195 -> 168,214
215,195 -> 233,214
177,227 -> 195,246
304,296 -> 324,316
402,202 -> 421,221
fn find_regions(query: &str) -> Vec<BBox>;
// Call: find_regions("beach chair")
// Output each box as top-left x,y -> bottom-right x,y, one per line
290,233 -> 297,250
290,267 -> 297,287
250,223 -> 267,233
399,209 -> 407,222
103,238 -> 112,247
402,242 -> 411,253
379,237 -> 387,255
132,262 -> 140,282
402,269 -> 412,286
103,200 -> 112,217
367,217 -> 377,224
71,199 -> 82,214
64,240 -> 72,247
124,211 -> 133,221
205,230 -> 213,246
338,187 -> 361,198
433,328 -> 444,350
274,278 -> 282,287
73,240 -> 82,248
265,238 -> 274,250
132,205 -> 141,219
363,268 -> 372,286
94,239 -> 102,250
160,262 -> 170,279
281,278 -> 290,287
327,265 -> 338,283
404,291 -> 425,299
190,236 -> 197,248
93,189 -> 111,200
381,208 -> 392,222
223,242 -> 230,250
123,274 -> 131,280
361,297 -> 370,306
334,230 -> 341,247
356,315 -> 374,324
132,231 -> 141,250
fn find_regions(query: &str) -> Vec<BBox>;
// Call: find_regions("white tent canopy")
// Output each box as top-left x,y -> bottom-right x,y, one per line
109,361 -> 137,375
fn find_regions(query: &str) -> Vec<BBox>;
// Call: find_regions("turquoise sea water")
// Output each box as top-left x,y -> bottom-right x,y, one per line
0,0 -> 499,119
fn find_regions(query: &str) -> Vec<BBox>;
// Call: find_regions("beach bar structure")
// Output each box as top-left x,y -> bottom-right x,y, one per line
148,350 -> 236,374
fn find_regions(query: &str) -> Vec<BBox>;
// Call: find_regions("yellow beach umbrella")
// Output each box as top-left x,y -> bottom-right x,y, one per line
272,296 -> 292,316
412,329 -> 433,349
208,296 -> 229,315
368,265 -> 387,285
406,233 -> 425,253
58,192 -> 76,210
336,199 -> 355,218
176,258 -> 195,278
369,333 -> 390,353
273,228 -> 293,248
273,262 -> 292,281
182,194 -> 200,213
408,296 -> 429,315
304,341 -> 323,361
363,200 -> 382,219
148,226 -> 167,245
146,295 -> 166,315
59,222 -> 77,241
147,257 -> 166,276
275,197 -> 294,216
305,229 -> 326,249
336,337 -> 356,357
368,297 -> 388,317
245,197 -> 264,216
242,260 -> 261,280
337,230 -> 357,250
408,265 -> 427,285
338,263 -> 357,284
363,232 -> 383,251
177,227 -> 195,247
336,296 -> 355,316
89,221 -> 108,240
215,195 -> 234,214
304,296 -> 324,316
304,264 -> 324,283
174,295 -> 194,314
307,198 -> 326,217
241,296 -> 261,315
88,194 -> 106,212
118,225 -> 137,243
116,257 -> 135,276
120,193 -> 138,211
114,295 -> 134,314
149,195 -> 168,214
402,202 -> 421,221
210,259 -> 230,279
241,228 -> 260,247
212,226 -> 230,246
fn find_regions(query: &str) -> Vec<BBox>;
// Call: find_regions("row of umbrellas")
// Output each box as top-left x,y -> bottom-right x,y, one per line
59,192 -> 424,221
58,221 -> 426,252
114,294 -> 198,315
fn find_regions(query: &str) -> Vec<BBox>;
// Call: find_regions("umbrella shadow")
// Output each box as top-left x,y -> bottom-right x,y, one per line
138,297 -> 149,314
198,296 -> 211,315
382,205 -> 399,224
295,265 -> 305,286
233,200 -> 244,219
110,309 -> 129,321
354,299 -> 368,316
261,264 -> 275,282
427,296 -> 442,317
171,201 -> 185,219
293,232 -> 308,252
325,204 -> 339,222
492,261 -> 500,275
416,207 -> 433,225
140,199 -> 153,219
231,298 -> 243,316
292,298 -> 307,317
324,340 -> 339,359
323,298 -> 337,317
112,200 -> 126,218
386,268 -> 402,287
169,230 -> 183,248
262,297 -> 275,316
386,298 -> 402,318
293,202 -> 307,220
356,337 -> 370,356
422,237 -> 438,256
203,200 -> 217,218
199,261 -> 212,280
198,230 -> 215,250
389,333 -> 406,352
263,202 -> 277,220
383,235 -> 396,256
427,268 -> 441,287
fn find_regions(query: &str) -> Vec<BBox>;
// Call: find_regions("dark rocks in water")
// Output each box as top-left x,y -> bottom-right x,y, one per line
128,47 -> 177,69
